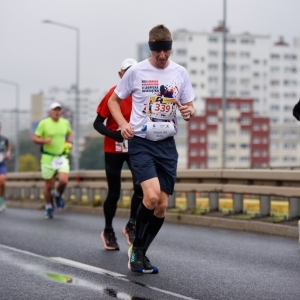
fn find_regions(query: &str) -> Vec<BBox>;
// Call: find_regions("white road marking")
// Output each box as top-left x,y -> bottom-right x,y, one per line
0,243 -> 198,300
50,257 -> 125,277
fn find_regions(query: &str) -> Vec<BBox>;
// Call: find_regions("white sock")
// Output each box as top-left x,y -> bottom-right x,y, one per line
46,204 -> 52,209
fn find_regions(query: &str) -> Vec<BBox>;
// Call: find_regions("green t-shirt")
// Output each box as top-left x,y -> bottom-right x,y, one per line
35,117 -> 71,163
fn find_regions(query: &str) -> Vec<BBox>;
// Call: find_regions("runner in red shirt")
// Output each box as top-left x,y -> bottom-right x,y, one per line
93,58 -> 143,250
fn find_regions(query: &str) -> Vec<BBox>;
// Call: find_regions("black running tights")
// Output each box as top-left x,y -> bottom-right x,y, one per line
103,152 -> 143,228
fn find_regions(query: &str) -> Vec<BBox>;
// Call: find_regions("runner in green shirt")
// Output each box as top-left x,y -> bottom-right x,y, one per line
33,102 -> 73,219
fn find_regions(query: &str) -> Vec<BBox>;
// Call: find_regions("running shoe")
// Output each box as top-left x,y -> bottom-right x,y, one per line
143,256 -> 158,274
122,224 -> 135,245
101,231 -> 120,250
53,191 -> 65,208
128,245 -> 144,273
45,206 -> 54,219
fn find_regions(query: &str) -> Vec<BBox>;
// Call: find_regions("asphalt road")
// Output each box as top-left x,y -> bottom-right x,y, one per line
0,208 -> 300,300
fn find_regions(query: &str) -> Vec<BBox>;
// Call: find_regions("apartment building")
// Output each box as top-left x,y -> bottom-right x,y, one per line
188,98 -> 269,169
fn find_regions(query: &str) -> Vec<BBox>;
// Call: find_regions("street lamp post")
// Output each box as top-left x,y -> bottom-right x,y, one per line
221,0 -> 227,169
0,78 -> 20,172
42,20 -> 80,170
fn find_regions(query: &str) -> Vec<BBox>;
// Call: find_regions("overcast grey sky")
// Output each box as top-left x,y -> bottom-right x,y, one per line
0,0 -> 299,111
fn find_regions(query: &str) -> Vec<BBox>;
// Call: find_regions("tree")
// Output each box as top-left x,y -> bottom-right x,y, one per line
19,154 -> 39,172
79,137 -> 105,170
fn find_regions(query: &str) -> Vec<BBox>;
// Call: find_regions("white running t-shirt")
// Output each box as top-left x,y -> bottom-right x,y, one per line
115,59 -> 195,141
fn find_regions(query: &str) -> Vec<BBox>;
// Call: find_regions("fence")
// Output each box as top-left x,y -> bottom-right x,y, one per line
5,169 -> 300,219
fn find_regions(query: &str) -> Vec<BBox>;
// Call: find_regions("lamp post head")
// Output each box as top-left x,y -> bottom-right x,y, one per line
42,20 -> 52,24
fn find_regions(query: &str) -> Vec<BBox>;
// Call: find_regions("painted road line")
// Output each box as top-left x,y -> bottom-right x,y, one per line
50,257 -> 125,277
0,244 -> 198,300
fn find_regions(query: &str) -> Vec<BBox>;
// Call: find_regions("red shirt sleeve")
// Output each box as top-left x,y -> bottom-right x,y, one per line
96,85 -> 117,118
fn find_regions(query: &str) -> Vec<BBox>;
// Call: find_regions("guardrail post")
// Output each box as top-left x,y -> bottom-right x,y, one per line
186,191 -> 196,210
168,193 -> 176,208
74,188 -> 81,202
259,196 -> 271,216
100,188 -> 107,202
32,188 -> 39,200
87,188 -> 95,203
5,187 -> 13,200
289,197 -> 300,219
24,188 -> 30,200
64,188 -> 71,201
233,194 -> 243,213
209,192 -> 219,211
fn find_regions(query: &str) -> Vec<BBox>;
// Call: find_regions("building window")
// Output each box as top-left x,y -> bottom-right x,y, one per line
200,149 -> 206,156
208,156 -> 218,162
208,142 -> 217,149
240,52 -> 250,58
253,137 -> 260,144
200,136 -> 206,143
208,64 -> 218,70
284,67 -> 297,73
270,80 -> 280,86
209,77 -> 218,84
271,130 -> 280,138
240,65 -> 250,72
190,122 -> 197,129
226,64 -> 236,71
270,54 -> 280,60
207,103 -> 219,111
190,135 -> 198,143
284,54 -> 297,60
241,130 -> 250,136
227,156 -> 236,162
209,37 -> 218,43
240,104 -> 250,111
241,39 -> 255,44
240,156 -> 249,162
190,162 -> 198,169
190,70 -> 197,75
190,56 -> 197,61
209,50 -> 218,57
253,124 -> 260,131
227,143 -> 236,149
240,143 -> 250,149
270,105 -> 279,111
228,103 -> 237,110
253,150 -> 260,157
190,149 -> 198,156
226,51 -> 237,58
270,156 -> 280,163
240,117 -> 251,125
270,93 -> 280,99
271,143 -> 279,150
240,78 -> 250,85
270,66 -> 280,72
200,123 -> 206,130
284,80 -> 297,86
176,49 -> 187,56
